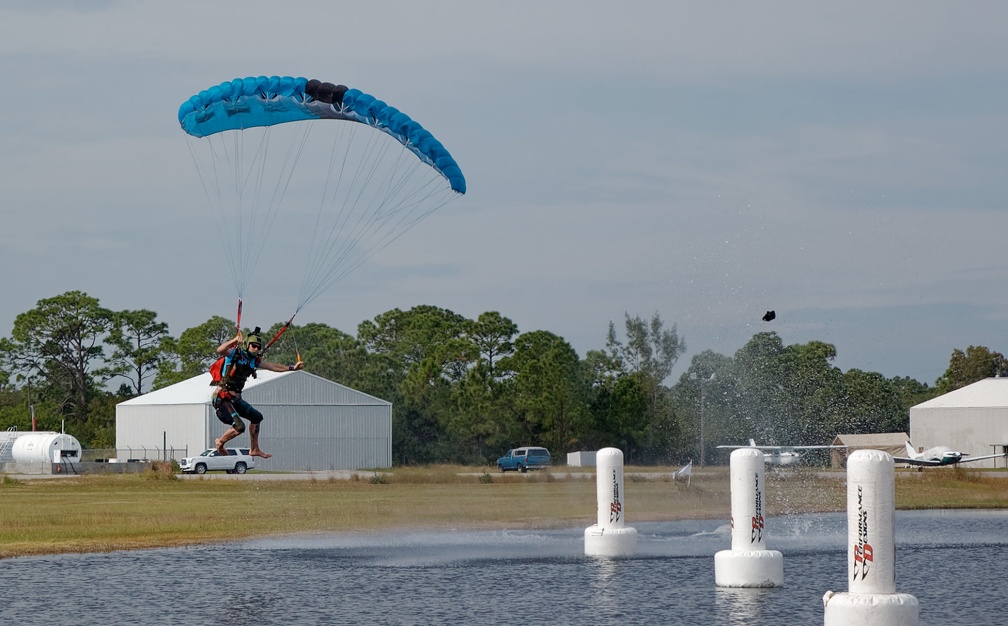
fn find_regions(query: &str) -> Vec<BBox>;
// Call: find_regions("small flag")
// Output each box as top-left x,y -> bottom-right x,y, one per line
674,460 -> 692,486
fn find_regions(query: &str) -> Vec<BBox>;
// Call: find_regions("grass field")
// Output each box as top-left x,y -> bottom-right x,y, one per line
1,464 -> 1005,559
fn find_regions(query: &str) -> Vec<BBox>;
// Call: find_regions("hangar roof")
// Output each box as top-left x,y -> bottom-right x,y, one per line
118,370 -> 389,407
912,377 -> 1008,410
832,432 -> 909,447
119,371 -> 286,405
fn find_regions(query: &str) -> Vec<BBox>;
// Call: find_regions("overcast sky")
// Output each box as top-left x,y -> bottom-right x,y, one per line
2,1 -> 1006,385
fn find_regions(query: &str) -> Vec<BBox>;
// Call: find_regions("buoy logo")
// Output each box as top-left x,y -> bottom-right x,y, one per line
609,469 -> 622,523
751,473 -> 763,543
751,515 -> 763,543
853,485 -> 873,581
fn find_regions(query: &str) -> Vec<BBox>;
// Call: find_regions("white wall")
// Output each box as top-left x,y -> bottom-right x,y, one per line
116,404 -> 209,460
567,451 -> 596,467
910,407 -> 1008,469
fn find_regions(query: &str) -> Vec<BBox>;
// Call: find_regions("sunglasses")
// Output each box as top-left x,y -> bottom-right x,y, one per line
249,343 -> 262,350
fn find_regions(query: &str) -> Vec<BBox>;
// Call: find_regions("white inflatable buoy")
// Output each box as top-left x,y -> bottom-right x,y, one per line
823,449 -> 918,625
584,447 -> 637,557
714,447 -> 784,587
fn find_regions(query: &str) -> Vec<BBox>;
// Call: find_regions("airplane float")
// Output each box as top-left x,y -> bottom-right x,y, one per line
716,439 -> 846,466
893,441 -> 1007,467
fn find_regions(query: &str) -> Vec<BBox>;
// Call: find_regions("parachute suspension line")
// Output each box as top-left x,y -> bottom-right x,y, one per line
233,126 -> 284,299
285,321 -> 303,366
298,120 -> 365,308
193,122 -> 457,314
315,125 -> 397,278
232,128 -> 249,296
294,122 -> 461,310
200,130 -> 251,297
198,122 -> 314,302
186,135 -> 245,298
236,124 -> 297,300
297,123 -> 403,308
298,120 -> 355,308
304,178 -> 459,307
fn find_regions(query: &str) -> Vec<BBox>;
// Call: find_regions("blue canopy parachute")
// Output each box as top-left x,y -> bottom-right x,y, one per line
179,76 -> 465,194
179,76 -> 466,312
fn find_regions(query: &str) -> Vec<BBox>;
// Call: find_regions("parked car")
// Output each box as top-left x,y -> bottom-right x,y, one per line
179,448 -> 255,475
496,447 -> 551,473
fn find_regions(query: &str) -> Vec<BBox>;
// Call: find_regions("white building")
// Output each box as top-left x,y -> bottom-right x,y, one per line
909,377 -> 1008,469
567,451 -> 596,467
116,370 -> 392,471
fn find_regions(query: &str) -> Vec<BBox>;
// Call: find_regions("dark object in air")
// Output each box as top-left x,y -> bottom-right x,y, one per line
762,310 -> 776,322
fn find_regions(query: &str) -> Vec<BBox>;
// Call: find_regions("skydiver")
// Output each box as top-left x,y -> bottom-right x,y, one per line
762,310 -> 776,322
212,330 -> 304,458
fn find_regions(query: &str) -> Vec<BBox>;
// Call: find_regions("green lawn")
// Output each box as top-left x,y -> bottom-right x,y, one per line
2,464 -> 1004,559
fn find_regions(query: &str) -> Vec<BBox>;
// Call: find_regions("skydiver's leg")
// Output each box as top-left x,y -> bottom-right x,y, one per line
216,428 -> 239,454
237,400 -> 270,458
248,423 -> 271,459
215,397 -> 246,454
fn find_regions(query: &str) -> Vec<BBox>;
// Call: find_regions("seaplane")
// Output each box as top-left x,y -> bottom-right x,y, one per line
893,441 -> 1007,467
716,439 -> 846,466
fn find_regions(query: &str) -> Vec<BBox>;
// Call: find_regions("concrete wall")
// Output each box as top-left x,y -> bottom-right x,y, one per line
567,451 -> 596,467
0,461 -> 150,475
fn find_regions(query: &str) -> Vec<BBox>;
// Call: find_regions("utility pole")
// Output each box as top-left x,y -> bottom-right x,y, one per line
691,372 -> 716,467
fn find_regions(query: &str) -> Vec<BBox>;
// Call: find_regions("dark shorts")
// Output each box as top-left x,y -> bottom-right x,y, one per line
213,394 -> 264,426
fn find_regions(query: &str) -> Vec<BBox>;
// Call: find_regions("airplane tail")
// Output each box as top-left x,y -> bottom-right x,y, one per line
906,441 -> 918,458
749,438 -> 757,447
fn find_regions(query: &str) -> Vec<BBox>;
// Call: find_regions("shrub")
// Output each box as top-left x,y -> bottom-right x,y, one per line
144,461 -> 178,481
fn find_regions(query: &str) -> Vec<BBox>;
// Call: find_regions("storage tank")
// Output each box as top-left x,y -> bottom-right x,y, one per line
11,433 -> 82,463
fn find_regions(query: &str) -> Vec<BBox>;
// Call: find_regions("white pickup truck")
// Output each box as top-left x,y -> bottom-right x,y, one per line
179,448 -> 256,475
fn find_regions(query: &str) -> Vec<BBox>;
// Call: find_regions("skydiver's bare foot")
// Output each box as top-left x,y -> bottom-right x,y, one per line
215,439 -> 227,455
250,449 -> 272,459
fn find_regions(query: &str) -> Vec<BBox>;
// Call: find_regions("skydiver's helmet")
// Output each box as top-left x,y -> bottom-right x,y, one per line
245,328 -> 262,351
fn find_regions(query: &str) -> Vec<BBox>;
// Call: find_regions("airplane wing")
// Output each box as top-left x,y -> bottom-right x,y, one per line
787,445 -> 848,450
893,456 -> 943,467
894,451 -> 1007,466
715,444 -> 846,451
955,452 -> 1008,464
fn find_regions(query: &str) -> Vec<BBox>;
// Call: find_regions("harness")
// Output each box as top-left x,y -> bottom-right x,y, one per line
216,347 -> 262,396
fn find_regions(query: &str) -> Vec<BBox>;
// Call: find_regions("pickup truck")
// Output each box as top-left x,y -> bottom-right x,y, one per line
179,448 -> 256,475
496,447 -> 551,473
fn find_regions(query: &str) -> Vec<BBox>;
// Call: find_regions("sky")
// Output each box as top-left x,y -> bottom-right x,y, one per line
1,1 -> 1007,386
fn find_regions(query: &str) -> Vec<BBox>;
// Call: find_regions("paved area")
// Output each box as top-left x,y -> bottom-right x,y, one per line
2,470 -> 383,481
175,470 -> 380,480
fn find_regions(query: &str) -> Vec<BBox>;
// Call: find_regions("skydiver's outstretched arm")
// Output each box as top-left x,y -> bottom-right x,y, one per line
259,360 -> 304,373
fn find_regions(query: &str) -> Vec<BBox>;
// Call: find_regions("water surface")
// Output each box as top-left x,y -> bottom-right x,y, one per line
1,510 -> 1004,625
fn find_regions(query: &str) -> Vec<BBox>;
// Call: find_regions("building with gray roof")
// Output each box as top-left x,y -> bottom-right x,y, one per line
116,370 -> 391,471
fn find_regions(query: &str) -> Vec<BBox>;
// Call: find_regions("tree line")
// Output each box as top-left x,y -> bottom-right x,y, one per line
1,291 -> 1005,465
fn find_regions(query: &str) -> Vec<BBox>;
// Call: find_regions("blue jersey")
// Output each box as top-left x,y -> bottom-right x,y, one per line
218,347 -> 262,393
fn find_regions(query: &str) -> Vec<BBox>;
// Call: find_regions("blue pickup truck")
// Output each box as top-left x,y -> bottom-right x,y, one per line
496,447 -> 552,473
